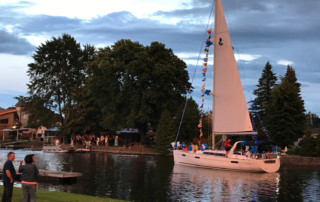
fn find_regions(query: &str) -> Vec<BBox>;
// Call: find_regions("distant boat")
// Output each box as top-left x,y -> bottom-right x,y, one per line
173,0 -> 280,173
75,148 -> 90,153
42,145 -> 68,153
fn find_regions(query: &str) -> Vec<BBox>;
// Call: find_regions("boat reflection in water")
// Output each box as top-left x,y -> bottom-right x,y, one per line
170,164 -> 279,201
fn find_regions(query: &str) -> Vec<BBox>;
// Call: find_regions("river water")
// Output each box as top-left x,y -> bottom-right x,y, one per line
1,149 -> 319,201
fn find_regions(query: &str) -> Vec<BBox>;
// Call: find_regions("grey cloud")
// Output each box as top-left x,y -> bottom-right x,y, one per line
0,30 -> 35,55
20,15 -> 82,33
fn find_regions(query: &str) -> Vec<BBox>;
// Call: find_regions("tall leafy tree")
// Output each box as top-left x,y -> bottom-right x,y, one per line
62,85 -> 102,135
27,34 -> 95,134
86,39 -> 191,138
266,67 -> 306,148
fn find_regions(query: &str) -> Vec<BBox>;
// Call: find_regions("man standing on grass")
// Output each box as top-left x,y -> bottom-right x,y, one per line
2,152 -> 16,202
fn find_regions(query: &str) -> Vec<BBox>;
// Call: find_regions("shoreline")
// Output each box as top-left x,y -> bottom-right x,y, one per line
280,155 -> 320,166
1,143 -> 320,166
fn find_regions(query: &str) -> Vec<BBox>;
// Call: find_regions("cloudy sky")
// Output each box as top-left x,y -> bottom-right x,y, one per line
0,0 -> 319,115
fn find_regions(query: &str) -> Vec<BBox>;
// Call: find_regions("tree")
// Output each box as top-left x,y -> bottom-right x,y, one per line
175,97 -> 200,144
14,95 -> 59,128
284,65 -> 301,92
300,134 -> 320,157
306,112 -> 320,128
155,110 -> 176,154
86,39 -> 191,138
252,62 -> 277,140
62,86 -> 102,135
27,34 -> 95,134
266,67 -> 306,148
253,62 -> 277,116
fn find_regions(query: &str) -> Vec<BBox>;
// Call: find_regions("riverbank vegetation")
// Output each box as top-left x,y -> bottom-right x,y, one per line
0,186 -> 126,202
3,33 -> 318,157
16,34 -> 199,145
251,62 -> 320,156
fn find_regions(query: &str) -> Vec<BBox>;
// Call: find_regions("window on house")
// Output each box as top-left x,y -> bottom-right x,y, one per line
0,119 -> 9,124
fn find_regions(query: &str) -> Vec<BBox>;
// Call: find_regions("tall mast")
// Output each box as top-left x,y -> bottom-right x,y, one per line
212,0 -> 218,149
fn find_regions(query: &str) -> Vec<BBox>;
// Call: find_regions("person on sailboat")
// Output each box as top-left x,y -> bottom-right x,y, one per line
245,149 -> 252,158
225,139 -> 231,151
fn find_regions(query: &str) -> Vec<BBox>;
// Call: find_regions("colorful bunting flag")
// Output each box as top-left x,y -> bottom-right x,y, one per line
203,68 -> 207,73
206,40 -> 213,47
198,29 -> 213,140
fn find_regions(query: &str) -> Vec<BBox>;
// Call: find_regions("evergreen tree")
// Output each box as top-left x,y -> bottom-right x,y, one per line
266,67 -> 306,148
253,62 -> 277,116
284,65 -> 301,92
252,62 -> 277,140
156,110 -> 176,154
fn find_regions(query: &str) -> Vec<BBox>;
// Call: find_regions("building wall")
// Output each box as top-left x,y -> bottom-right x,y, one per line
0,112 -> 16,130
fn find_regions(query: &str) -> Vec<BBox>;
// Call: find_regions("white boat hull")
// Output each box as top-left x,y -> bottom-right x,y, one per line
173,150 -> 280,173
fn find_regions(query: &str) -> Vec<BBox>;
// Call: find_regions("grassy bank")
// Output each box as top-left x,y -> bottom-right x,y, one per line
0,186 -> 127,202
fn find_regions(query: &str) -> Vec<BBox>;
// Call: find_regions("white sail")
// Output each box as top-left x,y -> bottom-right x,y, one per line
213,0 -> 253,134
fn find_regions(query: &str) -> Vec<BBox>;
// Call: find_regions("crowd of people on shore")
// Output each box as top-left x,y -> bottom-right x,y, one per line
70,134 -> 119,149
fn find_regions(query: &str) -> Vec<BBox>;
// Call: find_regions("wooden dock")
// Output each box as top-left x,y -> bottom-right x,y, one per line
0,167 -> 82,183
38,169 -> 82,178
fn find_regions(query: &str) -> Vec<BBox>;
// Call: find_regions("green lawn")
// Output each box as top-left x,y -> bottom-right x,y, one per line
0,186 -> 127,202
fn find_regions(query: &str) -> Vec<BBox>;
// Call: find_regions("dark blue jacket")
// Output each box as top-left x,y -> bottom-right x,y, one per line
2,160 -> 16,184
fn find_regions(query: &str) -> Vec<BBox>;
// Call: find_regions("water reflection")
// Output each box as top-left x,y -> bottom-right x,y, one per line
1,149 -> 320,201
170,164 -> 279,201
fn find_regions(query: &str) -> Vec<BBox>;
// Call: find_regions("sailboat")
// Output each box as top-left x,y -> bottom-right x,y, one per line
173,0 -> 280,173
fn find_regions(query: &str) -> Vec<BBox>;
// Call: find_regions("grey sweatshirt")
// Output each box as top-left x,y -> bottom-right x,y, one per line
18,164 -> 39,182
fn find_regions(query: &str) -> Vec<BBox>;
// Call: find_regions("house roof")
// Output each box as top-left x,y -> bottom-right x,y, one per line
15,100 -> 26,107
0,109 -> 17,116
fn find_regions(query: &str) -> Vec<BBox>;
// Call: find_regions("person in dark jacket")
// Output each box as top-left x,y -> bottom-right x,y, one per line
18,154 -> 39,202
2,152 -> 16,202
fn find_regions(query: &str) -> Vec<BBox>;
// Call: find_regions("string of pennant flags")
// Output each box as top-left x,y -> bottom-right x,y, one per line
198,29 -> 213,137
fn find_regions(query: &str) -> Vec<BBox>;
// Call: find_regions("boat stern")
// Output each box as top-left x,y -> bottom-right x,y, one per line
258,158 -> 280,173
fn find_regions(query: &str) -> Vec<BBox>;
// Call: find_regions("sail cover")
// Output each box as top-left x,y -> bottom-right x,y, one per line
213,0 -> 253,134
